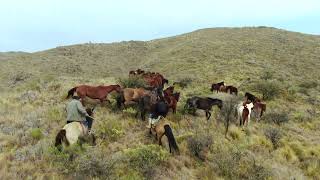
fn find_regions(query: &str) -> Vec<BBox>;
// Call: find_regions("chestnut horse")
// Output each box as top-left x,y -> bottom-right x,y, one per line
164,92 -> 180,114
66,85 -> 121,103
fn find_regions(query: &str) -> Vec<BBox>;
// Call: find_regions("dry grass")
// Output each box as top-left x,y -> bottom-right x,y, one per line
0,27 -> 319,179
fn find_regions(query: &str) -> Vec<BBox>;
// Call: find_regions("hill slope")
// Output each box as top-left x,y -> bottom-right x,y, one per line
0,27 -> 319,179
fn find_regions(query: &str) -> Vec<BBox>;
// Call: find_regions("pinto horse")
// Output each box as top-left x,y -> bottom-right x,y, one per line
237,102 -> 254,127
66,85 -> 121,103
150,118 -> 179,154
185,97 -> 223,120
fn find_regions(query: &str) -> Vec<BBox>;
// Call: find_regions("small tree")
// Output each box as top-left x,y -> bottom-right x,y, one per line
218,96 -> 240,137
253,80 -> 281,100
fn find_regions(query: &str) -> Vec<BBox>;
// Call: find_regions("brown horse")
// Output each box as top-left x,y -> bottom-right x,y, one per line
66,85 -> 121,103
253,101 -> 266,118
210,81 -> 225,92
150,118 -> 179,154
164,86 -> 174,96
164,92 -> 180,113
226,86 -> 238,95
117,87 -> 162,109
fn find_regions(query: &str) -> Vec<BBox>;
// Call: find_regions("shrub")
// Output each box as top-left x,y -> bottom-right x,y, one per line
264,128 -> 282,149
299,81 -> 318,89
174,77 -> 193,88
30,128 -> 43,140
74,149 -> 114,178
123,145 -> 169,176
218,96 -> 240,136
253,80 -> 281,100
261,70 -> 273,80
211,146 -> 271,179
187,134 -> 213,161
262,111 -> 289,125
118,77 -> 147,88
96,119 -> 124,142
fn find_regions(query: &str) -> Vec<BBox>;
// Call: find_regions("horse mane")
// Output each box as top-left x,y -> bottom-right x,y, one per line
206,97 -> 220,102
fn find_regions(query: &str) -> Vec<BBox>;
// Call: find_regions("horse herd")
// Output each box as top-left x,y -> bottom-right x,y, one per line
56,69 -> 267,153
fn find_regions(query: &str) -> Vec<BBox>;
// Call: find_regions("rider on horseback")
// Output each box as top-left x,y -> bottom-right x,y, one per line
66,92 -> 94,133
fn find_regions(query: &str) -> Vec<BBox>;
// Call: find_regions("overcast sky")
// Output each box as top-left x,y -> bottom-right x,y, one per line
0,0 -> 319,52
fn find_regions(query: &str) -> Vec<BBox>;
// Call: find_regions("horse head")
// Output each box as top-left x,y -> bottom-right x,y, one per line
114,84 -> 122,93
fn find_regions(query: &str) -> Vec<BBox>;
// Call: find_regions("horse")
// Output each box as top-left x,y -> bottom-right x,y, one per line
117,87 -> 161,108
150,118 -> 179,154
137,96 -> 169,121
244,92 -> 259,103
55,108 -> 96,151
253,101 -> 266,119
210,81 -> 225,93
237,102 -> 254,127
164,92 -> 180,114
185,97 -> 223,120
164,86 -> 174,96
226,86 -> 238,95
66,84 -> 122,103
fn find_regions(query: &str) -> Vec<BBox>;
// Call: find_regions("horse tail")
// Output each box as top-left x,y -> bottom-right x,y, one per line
55,129 -> 69,150
164,125 -> 179,154
66,87 -> 77,99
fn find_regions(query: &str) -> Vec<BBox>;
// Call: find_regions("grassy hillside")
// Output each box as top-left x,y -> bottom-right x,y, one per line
0,27 -> 319,179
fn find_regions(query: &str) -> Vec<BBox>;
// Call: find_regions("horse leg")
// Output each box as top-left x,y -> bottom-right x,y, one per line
205,111 -> 208,120
207,111 -> 211,120
158,133 -> 164,146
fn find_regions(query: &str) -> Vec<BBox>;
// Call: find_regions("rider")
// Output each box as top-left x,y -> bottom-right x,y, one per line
66,92 -> 93,133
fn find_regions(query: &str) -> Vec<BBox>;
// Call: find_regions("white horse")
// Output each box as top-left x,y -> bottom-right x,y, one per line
55,108 -> 96,150
237,102 -> 254,127
55,122 -> 96,150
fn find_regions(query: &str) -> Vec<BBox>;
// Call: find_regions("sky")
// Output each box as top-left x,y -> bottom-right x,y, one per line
0,0 -> 320,52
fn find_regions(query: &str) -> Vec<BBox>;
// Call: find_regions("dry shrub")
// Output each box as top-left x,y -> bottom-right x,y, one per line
187,134 -> 213,161
264,128 -> 282,149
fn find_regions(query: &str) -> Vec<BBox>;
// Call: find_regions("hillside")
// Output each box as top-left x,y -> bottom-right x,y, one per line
0,27 -> 320,179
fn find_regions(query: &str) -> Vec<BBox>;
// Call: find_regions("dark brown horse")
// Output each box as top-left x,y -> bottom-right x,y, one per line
66,85 -> 121,103
226,86 -> 238,95
210,81 -> 225,93
185,97 -> 223,120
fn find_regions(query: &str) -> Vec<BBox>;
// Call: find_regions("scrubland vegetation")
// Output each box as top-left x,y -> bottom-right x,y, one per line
0,27 -> 319,179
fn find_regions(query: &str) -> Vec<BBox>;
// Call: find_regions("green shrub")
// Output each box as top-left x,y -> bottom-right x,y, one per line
218,96 -> 240,136
253,80 -> 281,100
262,111 -> 289,125
30,128 -> 43,140
96,119 -> 124,142
299,81 -> 318,89
264,128 -> 282,149
261,70 -> 273,80
123,145 -> 169,176
211,146 -> 271,179
118,77 -> 147,88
